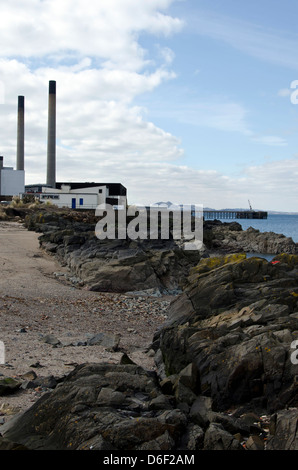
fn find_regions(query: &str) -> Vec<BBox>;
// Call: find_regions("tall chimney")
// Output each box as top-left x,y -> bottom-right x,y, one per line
16,96 -> 25,171
46,80 -> 56,188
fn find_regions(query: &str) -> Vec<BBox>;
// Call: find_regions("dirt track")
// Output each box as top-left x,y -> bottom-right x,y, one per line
0,221 -> 169,416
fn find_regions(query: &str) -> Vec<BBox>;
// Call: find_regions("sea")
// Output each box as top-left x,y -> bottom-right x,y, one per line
214,213 -> 298,261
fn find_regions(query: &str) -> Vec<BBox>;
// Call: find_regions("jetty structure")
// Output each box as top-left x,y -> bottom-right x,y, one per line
203,209 -> 268,220
154,202 -> 268,220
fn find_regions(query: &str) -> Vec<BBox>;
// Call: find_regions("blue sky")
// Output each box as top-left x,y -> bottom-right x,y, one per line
0,0 -> 298,211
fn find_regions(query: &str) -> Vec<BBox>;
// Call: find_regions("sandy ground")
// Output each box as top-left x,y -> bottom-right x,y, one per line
0,221 -> 170,419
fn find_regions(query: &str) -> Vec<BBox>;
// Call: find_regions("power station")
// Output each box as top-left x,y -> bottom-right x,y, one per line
1,81 -> 126,208
0,95 -> 25,199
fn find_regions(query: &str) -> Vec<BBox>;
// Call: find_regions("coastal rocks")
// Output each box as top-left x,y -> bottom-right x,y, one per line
266,409 -> 298,450
204,220 -> 298,255
154,253 -> 298,414
23,208 -> 298,296
3,252 -> 298,450
24,208 -> 201,293
0,360 -> 277,451
72,241 -> 200,294
0,377 -> 22,395
203,423 -> 243,450
0,361 -> 269,451
2,207 -> 296,449
0,363 -> 188,450
0,370 -> 60,396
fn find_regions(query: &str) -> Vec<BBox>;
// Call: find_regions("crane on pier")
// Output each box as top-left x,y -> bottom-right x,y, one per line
248,200 -> 253,211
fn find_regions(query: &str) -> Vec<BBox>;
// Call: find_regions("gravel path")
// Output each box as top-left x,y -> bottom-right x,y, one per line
0,221 -> 171,418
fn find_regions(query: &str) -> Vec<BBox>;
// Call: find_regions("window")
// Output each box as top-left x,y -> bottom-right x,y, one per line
79,198 -> 84,206
41,195 -> 60,200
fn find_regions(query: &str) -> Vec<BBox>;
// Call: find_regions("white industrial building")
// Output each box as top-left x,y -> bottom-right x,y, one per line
27,182 -> 127,210
40,184 -> 107,209
0,156 -> 25,197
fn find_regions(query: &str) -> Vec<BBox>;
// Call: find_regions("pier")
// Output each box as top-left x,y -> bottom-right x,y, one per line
203,210 -> 267,220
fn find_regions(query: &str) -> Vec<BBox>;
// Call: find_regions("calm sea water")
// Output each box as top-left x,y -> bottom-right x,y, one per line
214,213 -> 298,261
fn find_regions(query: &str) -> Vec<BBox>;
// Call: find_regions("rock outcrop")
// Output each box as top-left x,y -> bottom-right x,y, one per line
23,207 -> 201,294
1,207 -> 297,450
23,208 -> 298,295
204,220 -> 298,254
154,253 -> 298,412
0,363 -> 192,451
0,361 -> 260,451
2,253 -> 298,450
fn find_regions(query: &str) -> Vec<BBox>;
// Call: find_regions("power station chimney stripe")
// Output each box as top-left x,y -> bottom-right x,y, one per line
16,95 -> 25,171
49,80 -> 56,95
46,80 -> 56,188
18,96 -> 25,109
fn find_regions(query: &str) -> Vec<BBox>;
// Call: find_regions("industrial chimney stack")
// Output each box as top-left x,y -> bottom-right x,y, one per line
16,96 -> 25,171
46,80 -> 56,188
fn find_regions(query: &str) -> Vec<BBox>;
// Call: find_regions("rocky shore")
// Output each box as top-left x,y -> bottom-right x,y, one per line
1,205 -> 298,450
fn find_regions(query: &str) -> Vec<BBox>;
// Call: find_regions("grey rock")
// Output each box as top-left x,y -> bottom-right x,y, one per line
189,396 -> 214,429
245,435 -> 264,450
180,423 -> 204,450
86,332 -> 120,350
203,423 -> 244,450
0,363 -> 188,450
0,377 -> 22,396
266,409 -> 298,450
40,334 -> 61,347
155,254 -> 298,412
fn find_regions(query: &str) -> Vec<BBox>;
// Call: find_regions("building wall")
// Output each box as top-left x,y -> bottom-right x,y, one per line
40,187 -> 107,209
40,192 -> 99,209
0,169 -> 25,196
39,185 -> 126,210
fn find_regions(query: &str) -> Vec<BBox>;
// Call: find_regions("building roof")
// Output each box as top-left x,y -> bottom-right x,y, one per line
26,182 -> 127,196
56,182 -> 127,196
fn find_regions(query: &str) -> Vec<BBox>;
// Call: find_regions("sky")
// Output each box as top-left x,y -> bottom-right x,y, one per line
1,0 -> 298,211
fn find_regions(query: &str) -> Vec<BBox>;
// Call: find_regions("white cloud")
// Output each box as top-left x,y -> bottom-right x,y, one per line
0,0 -> 183,69
0,0 -> 184,189
97,156 -> 298,212
251,135 -> 288,146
